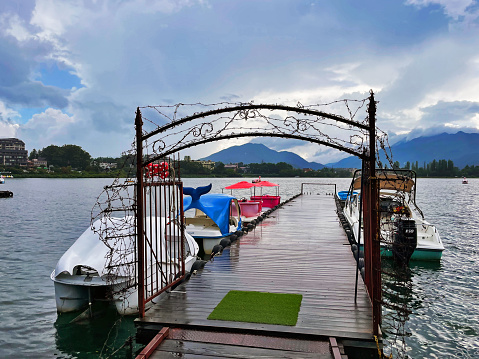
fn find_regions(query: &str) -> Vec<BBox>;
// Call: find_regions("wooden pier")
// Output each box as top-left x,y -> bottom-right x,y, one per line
135,194 -> 376,358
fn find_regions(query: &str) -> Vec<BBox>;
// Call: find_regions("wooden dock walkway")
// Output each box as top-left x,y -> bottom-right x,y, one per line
136,194 -> 374,358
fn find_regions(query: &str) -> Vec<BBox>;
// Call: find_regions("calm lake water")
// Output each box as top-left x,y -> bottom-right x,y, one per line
0,177 -> 477,358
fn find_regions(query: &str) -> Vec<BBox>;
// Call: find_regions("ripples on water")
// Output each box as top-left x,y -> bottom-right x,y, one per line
402,179 -> 479,358
0,177 -> 477,358
0,178 -> 137,358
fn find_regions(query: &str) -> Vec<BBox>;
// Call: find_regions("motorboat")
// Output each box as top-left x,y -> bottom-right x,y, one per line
183,184 -> 242,255
51,216 -> 199,315
0,176 -> 4,184
342,170 -> 444,262
462,177 -> 468,184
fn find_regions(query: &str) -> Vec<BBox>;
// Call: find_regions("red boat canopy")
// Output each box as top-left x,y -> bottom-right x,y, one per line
225,180 -> 279,189
225,181 -> 256,189
253,180 -> 279,187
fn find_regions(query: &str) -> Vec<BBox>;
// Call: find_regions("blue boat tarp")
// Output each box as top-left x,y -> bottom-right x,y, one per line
338,191 -> 358,201
183,187 -> 236,236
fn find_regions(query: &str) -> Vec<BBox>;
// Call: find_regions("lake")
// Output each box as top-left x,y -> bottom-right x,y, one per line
0,177 -> 477,358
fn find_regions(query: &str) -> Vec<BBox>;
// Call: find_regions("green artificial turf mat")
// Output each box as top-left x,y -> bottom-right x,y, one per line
207,290 -> 302,326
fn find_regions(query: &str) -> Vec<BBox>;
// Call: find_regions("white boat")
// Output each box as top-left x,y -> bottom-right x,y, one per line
462,177 -> 468,184
183,184 -> 242,255
0,176 -> 4,184
51,216 -> 199,315
342,170 -> 444,262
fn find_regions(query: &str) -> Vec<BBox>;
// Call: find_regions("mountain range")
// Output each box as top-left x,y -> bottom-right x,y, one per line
328,131 -> 479,169
200,132 -> 479,169
200,143 -> 325,170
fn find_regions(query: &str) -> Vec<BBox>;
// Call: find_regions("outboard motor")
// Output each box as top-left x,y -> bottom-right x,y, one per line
393,219 -> 417,266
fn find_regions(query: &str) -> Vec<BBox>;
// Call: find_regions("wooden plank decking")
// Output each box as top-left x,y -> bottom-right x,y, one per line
136,194 -> 374,357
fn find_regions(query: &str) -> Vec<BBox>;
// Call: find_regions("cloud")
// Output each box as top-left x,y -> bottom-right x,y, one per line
405,0 -> 476,19
17,108 -> 74,148
388,125 -> 479,145
417,100 -> 479,127
0,81 -> 69,108
1,0 -> 479,163
250,137 -> 306,152
0,122 -> 18,137
0,17 -> 71,109
0,101 -> 20,138
0,1 -> 36,23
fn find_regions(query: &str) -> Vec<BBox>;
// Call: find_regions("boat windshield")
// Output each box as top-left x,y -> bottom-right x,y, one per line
380,197 -> 410,217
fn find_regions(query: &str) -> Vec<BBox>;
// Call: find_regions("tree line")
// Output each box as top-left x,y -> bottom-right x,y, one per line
29,145 -> 91,170
23,145 -> 134,177
391,159 -> 479,177
8,144 -> 479,178
181,161 -> 353,178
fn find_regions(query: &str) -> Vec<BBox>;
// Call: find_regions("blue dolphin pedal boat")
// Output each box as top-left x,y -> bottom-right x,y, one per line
183,184 -> 242,255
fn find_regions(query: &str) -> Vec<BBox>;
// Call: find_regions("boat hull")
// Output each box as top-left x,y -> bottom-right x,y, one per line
202,237 -> 221,255
232,201 -> 262,222
357,244 -> 443,261
52,255 -> 198,315
53,280 -> 91,313
250,195 -> 280,209
52,272 -> 114,313
194,235 -> 232,255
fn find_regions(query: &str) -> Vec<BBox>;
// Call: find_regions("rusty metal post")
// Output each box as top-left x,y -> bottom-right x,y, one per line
135,108 -> 146,318
368,91 -> 381,336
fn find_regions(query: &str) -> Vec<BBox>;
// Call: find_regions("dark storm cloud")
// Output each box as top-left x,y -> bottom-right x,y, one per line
419,100 -> 479,126
0,30 -> 70,108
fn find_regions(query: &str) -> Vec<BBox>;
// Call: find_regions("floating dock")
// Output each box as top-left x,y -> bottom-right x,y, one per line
135,194 -> 376,358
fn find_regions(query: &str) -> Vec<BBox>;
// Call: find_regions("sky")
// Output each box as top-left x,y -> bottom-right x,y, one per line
0,0 -> 479,164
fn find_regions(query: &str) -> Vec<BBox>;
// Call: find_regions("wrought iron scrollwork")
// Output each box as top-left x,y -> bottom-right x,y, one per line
137,99 -> 384,164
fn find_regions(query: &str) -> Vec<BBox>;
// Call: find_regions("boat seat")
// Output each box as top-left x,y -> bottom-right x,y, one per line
185,217 -> 217,227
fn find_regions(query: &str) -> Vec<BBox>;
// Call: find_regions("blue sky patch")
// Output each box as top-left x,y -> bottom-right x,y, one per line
16,107 -> 48,123
35,63 -> 83,90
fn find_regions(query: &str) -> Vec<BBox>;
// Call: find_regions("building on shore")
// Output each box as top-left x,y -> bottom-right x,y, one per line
183,156 -> 215,170
99,162 -> 118,170
224,164 -> 238,171
28,158 -> 48,168
0,138 -> 28,167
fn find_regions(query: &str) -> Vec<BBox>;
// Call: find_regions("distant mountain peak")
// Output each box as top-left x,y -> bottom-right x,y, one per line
200,143 -> 324,170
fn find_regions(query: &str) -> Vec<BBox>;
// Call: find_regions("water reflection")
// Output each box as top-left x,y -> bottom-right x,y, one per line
381,259 -> 415,358
54,306 -> 141,359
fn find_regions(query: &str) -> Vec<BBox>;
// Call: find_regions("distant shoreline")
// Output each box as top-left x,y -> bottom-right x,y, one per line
4,174 -> 474,179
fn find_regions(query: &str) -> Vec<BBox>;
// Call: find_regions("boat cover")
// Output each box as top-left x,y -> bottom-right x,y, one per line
183,188 -> 235,236
54,216 -> 192,278
253,180 -> 279,187
225,181 -> 256,189
225,180 -> 279,189
352,173 -> 415,192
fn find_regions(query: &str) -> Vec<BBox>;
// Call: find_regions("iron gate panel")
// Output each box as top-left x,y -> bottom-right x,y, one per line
140,177 -> 186,307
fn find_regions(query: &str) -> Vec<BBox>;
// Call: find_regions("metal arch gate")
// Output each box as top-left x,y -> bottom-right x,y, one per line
134,92 -> 381,336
